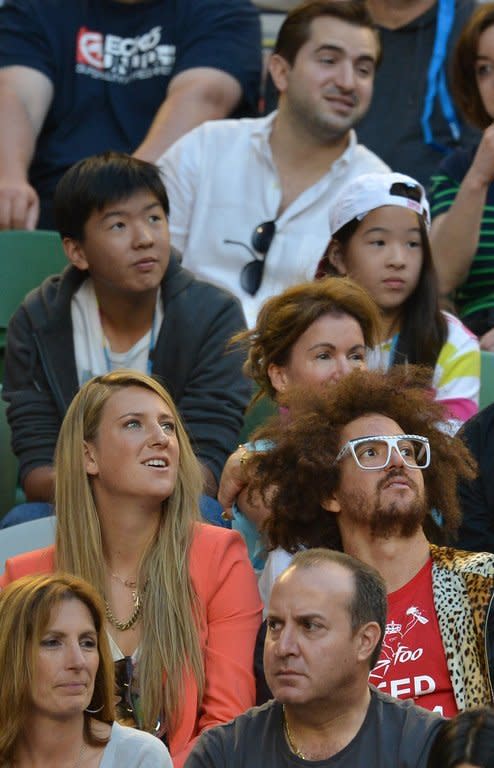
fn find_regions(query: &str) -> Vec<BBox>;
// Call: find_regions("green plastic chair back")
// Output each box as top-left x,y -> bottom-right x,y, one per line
0,230 -> 67,379
480,350 -> 494,411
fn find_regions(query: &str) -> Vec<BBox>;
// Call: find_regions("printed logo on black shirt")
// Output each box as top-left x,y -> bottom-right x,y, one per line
75,26 -> 175,83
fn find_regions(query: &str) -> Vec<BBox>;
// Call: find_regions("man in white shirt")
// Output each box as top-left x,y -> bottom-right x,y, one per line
159,0 -> 389,327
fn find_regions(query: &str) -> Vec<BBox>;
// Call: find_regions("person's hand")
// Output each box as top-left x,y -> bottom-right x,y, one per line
236,485 -> 272,530
469,123 -> 494,187
480,326 -> 494,351
218,446 -> 249,520
0,178 -> 39,230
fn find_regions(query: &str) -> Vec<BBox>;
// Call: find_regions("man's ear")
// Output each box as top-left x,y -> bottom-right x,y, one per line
321,493 -> 341,514
63,237 -> 89,272
267,362 -> 289,394
268,53 -> 291,94
84,440 -> 99,477
356,621 -> 382,666
326,239 -> 347,276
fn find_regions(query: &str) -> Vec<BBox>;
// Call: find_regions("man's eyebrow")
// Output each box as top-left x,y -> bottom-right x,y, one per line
294,612 -> 326,624
355,54 -> 376,65
266,613 -> 281,625
100,209 -> 127,221
313,43 -> 344,57
141,201 -> 163,213
313,44 -> 376,63
100,201 -> 162,221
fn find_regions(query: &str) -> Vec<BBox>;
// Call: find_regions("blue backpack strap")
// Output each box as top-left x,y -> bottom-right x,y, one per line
420,0 -> 461,152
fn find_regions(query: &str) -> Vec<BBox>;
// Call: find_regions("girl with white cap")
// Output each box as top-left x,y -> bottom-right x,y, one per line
323,171 -> 480,432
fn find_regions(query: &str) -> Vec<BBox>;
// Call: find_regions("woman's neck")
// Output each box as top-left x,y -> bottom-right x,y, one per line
379,308 -> 402,343
98,499 -> 161,576
15,715 -> 86,768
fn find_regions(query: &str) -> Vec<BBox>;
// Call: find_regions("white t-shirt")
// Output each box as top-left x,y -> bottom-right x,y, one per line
100,721 -> 172,767
71,278 -> 163,386
258,547 -> 295,618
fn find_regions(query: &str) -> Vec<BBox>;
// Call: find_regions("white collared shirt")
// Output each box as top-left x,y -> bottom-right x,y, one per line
159,113 -> 389,326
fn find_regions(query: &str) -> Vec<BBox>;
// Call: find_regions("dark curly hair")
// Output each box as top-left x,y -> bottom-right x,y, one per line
247,366 -> 477,552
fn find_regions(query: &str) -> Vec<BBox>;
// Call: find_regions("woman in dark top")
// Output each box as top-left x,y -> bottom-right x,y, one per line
429,3 -> 494,349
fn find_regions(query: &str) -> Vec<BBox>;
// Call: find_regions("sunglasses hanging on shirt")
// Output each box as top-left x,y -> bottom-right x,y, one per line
224,219 -> 276,296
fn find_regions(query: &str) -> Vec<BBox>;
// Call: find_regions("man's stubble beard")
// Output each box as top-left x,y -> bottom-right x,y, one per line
285,88 -> 366,146
341,470 -> 428,540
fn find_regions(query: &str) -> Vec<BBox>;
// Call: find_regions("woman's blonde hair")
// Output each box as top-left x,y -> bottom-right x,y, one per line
54,370 -> 205,732
0,573 -> 115,763
232,276 -> 381,403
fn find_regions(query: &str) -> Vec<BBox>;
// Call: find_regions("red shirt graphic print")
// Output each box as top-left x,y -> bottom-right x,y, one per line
369,558 -> 458,716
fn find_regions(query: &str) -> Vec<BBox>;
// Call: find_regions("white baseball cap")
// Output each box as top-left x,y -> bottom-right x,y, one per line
329,172 -> 431,236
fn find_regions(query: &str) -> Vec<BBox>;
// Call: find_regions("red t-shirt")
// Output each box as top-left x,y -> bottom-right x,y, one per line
369,558 -> 458,717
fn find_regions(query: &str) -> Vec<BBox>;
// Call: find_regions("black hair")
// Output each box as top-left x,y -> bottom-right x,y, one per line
274,0 -> 380,67
54,151 -> 170,241
427,707 -> 494,767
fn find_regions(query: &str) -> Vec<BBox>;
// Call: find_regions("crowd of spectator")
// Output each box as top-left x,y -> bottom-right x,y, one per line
0,1 -> 494,766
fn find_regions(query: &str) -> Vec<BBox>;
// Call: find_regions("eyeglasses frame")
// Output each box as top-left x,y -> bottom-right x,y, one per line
334,434 -> 431,471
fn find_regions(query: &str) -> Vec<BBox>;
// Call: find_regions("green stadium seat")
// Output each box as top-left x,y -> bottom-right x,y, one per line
0,230 -> 67,379
480,350 -> 494,411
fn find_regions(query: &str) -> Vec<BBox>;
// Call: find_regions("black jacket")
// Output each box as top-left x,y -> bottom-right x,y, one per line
457,404 -> 494,553
3,255 -> 250,484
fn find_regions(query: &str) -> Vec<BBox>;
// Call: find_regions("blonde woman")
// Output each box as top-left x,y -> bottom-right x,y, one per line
0,371 -> 262,768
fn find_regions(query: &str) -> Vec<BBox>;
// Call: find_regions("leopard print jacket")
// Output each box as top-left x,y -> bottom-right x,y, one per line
431,544 -> 494,709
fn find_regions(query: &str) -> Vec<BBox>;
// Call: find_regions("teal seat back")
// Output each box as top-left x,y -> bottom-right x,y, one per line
480,350 -> 494,411
0,230 -> 67,378
0,385 -> 18,520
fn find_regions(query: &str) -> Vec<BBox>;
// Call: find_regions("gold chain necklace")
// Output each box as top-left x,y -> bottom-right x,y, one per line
283,705 -> 307,760
105,584 -> 145,632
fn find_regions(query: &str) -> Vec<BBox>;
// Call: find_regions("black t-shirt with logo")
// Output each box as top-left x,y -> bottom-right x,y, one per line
0,0 -> 261,226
